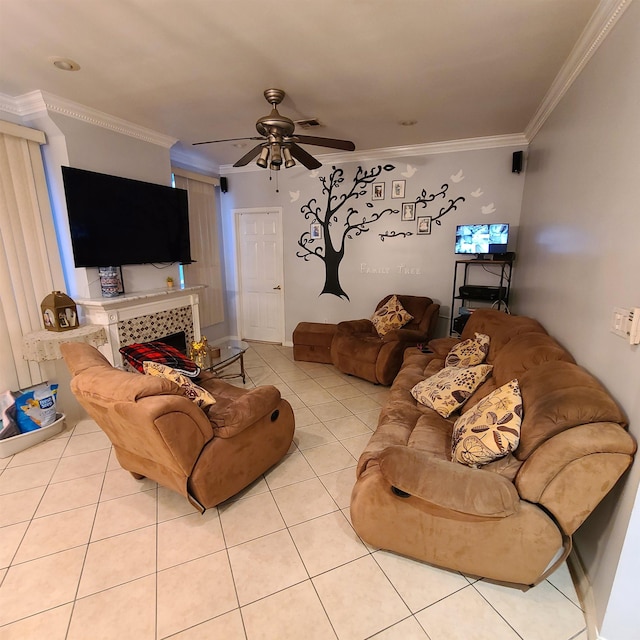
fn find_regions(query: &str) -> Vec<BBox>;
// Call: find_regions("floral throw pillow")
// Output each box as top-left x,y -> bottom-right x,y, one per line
143,361 -> 216,411
445,332 -> 490,368
410,364 -> 493,418
451,378 -> 522,467
371,295 -> 414,337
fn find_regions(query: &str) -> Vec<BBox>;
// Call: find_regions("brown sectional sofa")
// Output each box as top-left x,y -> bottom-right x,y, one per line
61,342 -> 295,511
350,309 -> 636,588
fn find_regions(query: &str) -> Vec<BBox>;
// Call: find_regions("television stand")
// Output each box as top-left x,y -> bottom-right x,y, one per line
449,259 -> 513,336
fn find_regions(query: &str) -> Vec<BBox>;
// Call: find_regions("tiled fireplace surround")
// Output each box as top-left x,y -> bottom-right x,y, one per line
76,287 -> 203,366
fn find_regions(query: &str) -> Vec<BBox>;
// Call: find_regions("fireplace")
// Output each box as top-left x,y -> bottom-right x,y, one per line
76,287 -> 203,367
155,331 -> 188,354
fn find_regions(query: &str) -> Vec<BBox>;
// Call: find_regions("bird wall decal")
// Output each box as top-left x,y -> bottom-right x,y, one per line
481,203 -> 496,214
401,164 -> 417,178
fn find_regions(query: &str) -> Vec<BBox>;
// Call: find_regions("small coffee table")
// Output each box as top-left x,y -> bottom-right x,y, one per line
200,340 -> 249,383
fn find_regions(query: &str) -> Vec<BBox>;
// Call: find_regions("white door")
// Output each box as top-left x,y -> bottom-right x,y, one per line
236,209 -> 284,343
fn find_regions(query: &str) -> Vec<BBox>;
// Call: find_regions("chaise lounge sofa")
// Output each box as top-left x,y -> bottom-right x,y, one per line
61,342 -> 295,511
350,309 -> 636,588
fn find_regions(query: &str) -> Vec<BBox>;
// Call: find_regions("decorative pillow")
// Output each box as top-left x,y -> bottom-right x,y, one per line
143,361 -> 215,411
411,364 -> 493,418
120,341 -> 200,377
445,332 -> 490,368
451,378 -> 522,467
371,295 -> 414,337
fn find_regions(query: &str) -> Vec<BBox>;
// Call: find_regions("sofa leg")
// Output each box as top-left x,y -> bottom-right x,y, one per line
130,471 -> 145,480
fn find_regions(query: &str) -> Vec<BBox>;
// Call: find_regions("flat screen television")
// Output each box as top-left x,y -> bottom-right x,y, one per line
454,223 -> 509,255
61,166 -> 192,268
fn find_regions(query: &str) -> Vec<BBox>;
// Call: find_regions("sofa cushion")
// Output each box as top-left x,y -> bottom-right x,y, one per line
143,361 -> 215,411
452,379 -> 522,467
491,332 -> 575,386
411,364 -> 493,418
516,361 -> 627,460
445,332 -> 490,368
120,341 -> 200,377
371,295 -> 414,337
460,309 -> 547,362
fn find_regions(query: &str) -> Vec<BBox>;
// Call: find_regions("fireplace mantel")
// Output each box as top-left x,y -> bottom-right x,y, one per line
76,286 -> 204,365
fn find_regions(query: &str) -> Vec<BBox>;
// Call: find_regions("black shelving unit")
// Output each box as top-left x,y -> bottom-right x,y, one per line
449,259 -> 513,336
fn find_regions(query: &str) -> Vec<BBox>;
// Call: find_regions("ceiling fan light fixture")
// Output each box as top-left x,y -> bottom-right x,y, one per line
270,143 -> 283,166
256,146 -> 270,168
283,147 -> 296,168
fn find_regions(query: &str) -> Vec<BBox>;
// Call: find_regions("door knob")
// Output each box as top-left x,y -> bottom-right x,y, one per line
273,285 -> 281,290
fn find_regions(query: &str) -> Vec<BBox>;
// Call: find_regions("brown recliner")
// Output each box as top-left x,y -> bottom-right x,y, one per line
61,342 -> 294,511
331,294 -> 440,385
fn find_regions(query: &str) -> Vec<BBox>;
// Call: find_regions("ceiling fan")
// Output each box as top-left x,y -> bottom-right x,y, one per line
193,89 -> 355,170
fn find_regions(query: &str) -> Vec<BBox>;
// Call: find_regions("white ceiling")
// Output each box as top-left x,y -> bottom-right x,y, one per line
0,0 -> 603,170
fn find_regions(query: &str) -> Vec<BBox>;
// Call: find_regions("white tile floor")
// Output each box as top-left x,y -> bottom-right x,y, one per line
0,343 -> 588,640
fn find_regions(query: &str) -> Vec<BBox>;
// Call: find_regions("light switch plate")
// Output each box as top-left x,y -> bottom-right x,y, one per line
611,307 -> 630,338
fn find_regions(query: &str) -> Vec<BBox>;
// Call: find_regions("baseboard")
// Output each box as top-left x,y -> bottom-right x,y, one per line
568,549 -> 601,640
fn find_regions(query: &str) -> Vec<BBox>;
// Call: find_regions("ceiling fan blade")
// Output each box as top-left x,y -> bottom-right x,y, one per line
192,136 -> 263,146
233,144 -> 265,167
289,144 -> 322,170
294,135 -> 355,151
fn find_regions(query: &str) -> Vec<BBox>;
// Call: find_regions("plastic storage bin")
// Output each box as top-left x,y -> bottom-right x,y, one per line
0,413 -> 66,458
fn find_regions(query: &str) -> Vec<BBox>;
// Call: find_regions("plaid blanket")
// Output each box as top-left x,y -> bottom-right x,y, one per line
119,341 -> 200,377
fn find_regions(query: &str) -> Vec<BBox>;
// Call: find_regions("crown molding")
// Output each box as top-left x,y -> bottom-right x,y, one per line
2,90 -> 177,148
170,146 -> 220,174
525,0 -> 631,141
220,132 -> 529,174
0,92 -> 22,117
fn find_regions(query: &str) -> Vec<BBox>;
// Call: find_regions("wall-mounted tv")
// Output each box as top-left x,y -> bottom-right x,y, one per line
454,223 -> 509,255
61,166 -> 192,268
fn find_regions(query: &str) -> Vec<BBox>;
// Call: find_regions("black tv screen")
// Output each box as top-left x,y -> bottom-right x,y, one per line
455,223 -> 509,254
61,166 -> 192,267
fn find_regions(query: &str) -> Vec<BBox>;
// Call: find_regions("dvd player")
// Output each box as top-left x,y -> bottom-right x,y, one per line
459,285 -> 506,301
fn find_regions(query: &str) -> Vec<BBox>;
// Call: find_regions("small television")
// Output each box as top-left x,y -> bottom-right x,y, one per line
454,223 -> 509,255
61,166 -> 192,268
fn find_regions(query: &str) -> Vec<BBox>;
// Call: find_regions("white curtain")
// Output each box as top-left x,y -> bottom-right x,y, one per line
173,172 -> 224,327
0,122 -> 64,391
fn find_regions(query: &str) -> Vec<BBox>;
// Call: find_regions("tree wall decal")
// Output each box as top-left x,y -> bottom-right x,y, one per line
296,165 -> 466,300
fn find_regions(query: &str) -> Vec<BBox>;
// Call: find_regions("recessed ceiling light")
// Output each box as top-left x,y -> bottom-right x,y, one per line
49,57 -> 81,71
399,120 -> 418,127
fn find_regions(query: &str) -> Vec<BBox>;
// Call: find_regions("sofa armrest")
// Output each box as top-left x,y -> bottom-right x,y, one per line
381,328 -> 428,343
378,445 -> 520,517
336,318 -> 375,335
427,337 -> 460,357
208,385 -> 282,438
516,422 -> 636,533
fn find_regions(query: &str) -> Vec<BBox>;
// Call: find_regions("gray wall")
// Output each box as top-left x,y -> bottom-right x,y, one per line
36,113 -> 180,299
514,3 -> 640,636
220,145 -> 525,341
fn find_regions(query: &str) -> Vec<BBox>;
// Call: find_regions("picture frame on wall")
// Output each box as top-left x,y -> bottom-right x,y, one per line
372,182 -> 385,200
417,216 -> 432,235
401,202 -> 416,221
391,180 -> 406,199
310,222 -> 323,239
